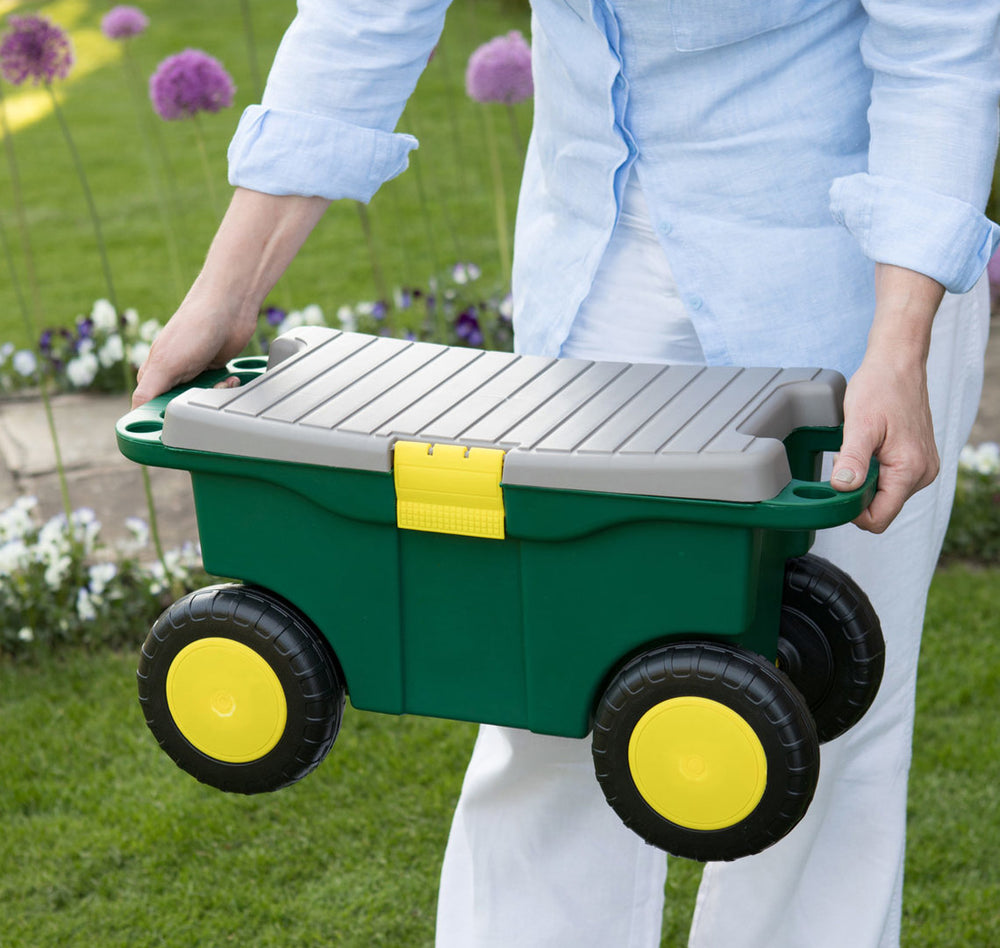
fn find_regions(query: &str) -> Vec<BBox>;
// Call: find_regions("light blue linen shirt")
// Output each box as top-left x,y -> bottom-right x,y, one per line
228,0 -> 1000,376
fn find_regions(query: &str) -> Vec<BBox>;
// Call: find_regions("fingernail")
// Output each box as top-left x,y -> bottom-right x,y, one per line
834,469 -> 856,484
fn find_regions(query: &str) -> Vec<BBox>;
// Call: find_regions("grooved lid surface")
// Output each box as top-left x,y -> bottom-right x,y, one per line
162,327 -> 846,502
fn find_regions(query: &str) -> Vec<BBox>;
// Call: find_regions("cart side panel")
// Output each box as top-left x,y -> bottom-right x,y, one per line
396,530 -> 529,728
515,507 -> 765,738
188,469 -> 408,715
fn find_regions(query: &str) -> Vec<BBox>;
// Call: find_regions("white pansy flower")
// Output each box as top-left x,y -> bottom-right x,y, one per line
959,445 -> 978,472
12,349 -> 37,377
0,496 -> 38,542
88,562 -> 117,596
301,304 -> 325,326
124,516 -> 149,548
337,305 -> 358,332
499,294 -> 513,319
974,442 -> 1000,476
70,508 -> 101,552
17,626 -> 33,643
139,319 -> 162,343
77,337 -> 95,355
122,308 -> 139,328
76,587 -> 98,622
98,333 -> 124,369
129,342 -> 151,370
276,311 -> 305,335
67,352 -> 99,388
0,341 -> 14,363
0,539 -> 29,573
91,299 -> 118,332
44,554 -> 71,589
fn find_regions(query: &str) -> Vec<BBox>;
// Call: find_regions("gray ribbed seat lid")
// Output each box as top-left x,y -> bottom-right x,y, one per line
161,327 -> 846,503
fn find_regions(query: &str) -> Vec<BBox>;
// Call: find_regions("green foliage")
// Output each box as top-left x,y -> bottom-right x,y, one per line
941,444 -> 1000,564
941,475 -> 1000,564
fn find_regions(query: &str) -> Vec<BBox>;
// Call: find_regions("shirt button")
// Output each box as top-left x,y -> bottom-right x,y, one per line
688,295 -> 703,310
658,221 -> 673,236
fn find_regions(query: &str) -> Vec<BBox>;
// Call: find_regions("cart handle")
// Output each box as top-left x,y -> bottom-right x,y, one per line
758,425 -> 879,525
116,359 -> 269,448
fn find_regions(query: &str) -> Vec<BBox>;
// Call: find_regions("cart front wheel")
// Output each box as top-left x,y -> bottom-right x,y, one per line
138,584 -> 345,793
592,642 -> 819,861
778,554 -> 884,743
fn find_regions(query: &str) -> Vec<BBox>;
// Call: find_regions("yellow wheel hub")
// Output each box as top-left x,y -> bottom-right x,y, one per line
166,638 -> 287,763
628,696 -> 767,830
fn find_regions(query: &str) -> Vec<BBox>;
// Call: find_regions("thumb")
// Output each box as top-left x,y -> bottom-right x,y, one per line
831,421 -> 880,492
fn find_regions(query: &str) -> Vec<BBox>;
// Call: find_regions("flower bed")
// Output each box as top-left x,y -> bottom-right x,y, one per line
0,495 -> 205,659
940,441 -> 1000,564
0,264 -> 512,395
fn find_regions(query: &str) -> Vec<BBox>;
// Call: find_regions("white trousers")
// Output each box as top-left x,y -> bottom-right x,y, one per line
435,183 -> 990,948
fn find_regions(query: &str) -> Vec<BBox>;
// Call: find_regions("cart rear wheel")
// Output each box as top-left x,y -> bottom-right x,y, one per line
778,554 -> 884,743
138,584 -> 345,793
592,642 -> 819,861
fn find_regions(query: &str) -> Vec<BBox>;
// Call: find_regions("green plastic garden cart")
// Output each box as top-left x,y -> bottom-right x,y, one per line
117,327 -> 883,861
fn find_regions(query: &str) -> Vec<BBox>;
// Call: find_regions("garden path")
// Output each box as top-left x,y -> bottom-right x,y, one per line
1,316 -> 998,553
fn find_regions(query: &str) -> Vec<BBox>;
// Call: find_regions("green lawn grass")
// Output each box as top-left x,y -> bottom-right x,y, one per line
0,0 -> 531,348
0,565 -> 997,947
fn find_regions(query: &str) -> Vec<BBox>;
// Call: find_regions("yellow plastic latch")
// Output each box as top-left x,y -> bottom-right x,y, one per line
394,441 -> 506,540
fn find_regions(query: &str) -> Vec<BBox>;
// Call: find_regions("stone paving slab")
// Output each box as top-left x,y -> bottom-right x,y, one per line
0,391 -> 200,550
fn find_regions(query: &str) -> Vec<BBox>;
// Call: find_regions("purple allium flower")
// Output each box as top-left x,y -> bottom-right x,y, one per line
101,6 -> 149,41
0,15 -> 74,86
149,49 -> 235,121
465,31 -> 532,105
455,309 -> 484,346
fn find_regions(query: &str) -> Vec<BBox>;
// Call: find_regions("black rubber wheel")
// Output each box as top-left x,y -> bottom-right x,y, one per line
777,554 -> 884,744
137,584 -> 345,794
592,642 -> 819,862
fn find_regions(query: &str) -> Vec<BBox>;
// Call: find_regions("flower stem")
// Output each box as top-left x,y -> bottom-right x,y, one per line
239,0 -> 264,102
121,43 -> 185,298
46,86 -> 167,568
481,106 -> 512,291
506,103 -> 524,155
191,115 -> 222,221
0,85 -> 72,520
355,201 -> 392,324
47,86 -> 119,312
0,207 -> 73,520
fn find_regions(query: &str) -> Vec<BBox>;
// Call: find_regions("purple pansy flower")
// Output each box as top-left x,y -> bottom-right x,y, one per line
264,306 -> 286,327
455,309 -> 484,347
465,31 -> 533,105
101,6 -> 149,41
149,49 -> 235,121
0,15 -> 74,86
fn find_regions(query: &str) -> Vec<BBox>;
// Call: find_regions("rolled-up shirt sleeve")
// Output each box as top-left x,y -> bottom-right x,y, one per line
829,0 -> 1000,292
228,0 -> 451,202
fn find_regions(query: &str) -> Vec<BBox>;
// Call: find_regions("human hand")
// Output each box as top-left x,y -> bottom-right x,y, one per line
132,296 -> 256,408
830,354 -> 939,533
130,188 -> 331,408
829,263 -> 944,533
